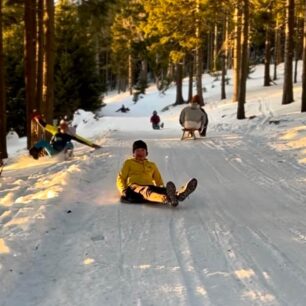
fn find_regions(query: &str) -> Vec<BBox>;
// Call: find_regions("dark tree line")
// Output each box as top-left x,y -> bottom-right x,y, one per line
1,0 -> 306,158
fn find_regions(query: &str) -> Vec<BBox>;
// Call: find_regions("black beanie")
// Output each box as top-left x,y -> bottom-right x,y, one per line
133,140 -> 148,152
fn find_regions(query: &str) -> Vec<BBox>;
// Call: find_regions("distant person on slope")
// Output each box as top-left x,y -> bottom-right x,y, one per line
179,95 -> 208,136
29,116 -> 100,160
150,110 -> 164,129
116,104 -> 130,113
116,140 -> 197,207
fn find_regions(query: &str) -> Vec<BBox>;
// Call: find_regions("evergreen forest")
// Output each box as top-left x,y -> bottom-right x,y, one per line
1,0 -> 306,158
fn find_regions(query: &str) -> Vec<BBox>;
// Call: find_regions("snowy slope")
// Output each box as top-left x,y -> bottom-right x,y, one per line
1,64 -> 306,306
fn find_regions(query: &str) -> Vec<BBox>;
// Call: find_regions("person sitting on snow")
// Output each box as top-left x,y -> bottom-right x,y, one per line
179,94 -> 208,135
116,140 -> 197,207
150,110 -> 164,129
29,116 -> 100,160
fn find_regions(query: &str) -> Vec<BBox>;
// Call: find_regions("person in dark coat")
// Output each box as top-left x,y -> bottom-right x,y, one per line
150,111 -> 164,129
116,104 -> 130,113
180,95 -> 208,136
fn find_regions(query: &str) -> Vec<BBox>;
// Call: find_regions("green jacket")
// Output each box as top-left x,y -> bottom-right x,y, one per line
117,158 -> 164,194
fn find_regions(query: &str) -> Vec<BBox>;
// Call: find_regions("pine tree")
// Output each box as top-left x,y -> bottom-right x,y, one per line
54,0 -> 102,118
0,0 -> 8,159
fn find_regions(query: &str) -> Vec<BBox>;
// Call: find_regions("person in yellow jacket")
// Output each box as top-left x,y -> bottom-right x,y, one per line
116,140 -> 197,207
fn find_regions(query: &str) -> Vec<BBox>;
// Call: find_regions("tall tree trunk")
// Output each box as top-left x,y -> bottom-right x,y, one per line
95,37 -> 100,76
31,0 -> 45,144
188,55 -> 194,102
36,0 -> 43,112
301,0 -> 306,112
25,0 -> 37,148
43,0 -> 55,123
207,32 -> 213,72
273,19 -> 280,80
139,59 -> 148,93
233,2 -> 242,102
294,48 -> 299,83
282,0 -> 295,105
213,23 -> 218,72
294,17 -> 303,83
174,64 -> 184,105
128,44 -> 133,95
195,0 -> 204,105
0,0 -> 8,159
237,0 -> 249,119
264,5 -> 272,87
195,46 -> 204,105
225,16 -> 232,70
221,16 -> 227,100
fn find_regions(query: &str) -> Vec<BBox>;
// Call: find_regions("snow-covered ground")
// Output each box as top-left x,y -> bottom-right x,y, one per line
1,64 -> 306,306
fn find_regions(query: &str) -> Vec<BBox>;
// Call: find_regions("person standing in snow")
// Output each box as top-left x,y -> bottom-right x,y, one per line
150,111 -> 164,129
116,140 -> 197,207
179,94 -> 208,135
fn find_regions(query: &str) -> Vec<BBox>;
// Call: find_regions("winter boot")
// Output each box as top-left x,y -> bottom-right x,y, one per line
64,148 -> 74,159
29,146 -> 41,160
177,178 -> 198,201
166,181 -> 178,207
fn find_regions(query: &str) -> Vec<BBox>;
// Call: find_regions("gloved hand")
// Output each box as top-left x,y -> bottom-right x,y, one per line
121,189 -> 127,198
32,114 -> 42,122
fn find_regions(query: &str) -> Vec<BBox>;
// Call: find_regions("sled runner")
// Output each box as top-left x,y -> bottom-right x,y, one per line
181,128 -> 200,140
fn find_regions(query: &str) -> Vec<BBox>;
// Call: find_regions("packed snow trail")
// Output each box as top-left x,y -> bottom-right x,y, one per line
1,129 -> 306,306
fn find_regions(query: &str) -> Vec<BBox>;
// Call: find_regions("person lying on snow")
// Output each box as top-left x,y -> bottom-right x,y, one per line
116,104 -> 130,113
116,140 -> 197,207
29,116 -> 100,160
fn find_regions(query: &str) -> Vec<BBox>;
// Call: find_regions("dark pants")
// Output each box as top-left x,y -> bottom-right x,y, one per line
122,184 -> 167,203
152,124 -> 160,130
200,109 -> 208,136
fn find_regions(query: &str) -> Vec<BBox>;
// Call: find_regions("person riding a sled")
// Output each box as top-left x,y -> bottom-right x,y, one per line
116,140 -> 197,207
29,116 -> 100,160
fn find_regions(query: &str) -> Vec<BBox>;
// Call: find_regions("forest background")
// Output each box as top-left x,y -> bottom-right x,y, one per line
1,0 -> 306,159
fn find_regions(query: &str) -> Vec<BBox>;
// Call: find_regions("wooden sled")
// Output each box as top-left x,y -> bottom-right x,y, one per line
181,128 -> 199,140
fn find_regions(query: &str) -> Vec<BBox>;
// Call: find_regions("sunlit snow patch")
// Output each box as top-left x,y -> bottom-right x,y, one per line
0,239 -> 10,254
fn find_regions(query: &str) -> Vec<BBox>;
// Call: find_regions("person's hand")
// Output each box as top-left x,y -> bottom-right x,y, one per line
121,189 -> 127,197
32,114 -> 42,122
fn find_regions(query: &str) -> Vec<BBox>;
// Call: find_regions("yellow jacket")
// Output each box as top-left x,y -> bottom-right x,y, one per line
116,158 -> 164,194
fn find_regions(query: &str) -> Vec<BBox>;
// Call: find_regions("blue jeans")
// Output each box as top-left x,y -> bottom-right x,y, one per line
34,140 -> 73,156
152,124 -> 160,130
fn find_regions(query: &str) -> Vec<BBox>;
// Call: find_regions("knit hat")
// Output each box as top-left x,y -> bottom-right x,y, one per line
191,94 -> 201,104
133,140 -> 148,152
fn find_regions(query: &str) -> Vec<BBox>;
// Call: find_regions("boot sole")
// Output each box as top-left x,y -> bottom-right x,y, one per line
166,181 -> 178,207
177,178 -> 197,201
